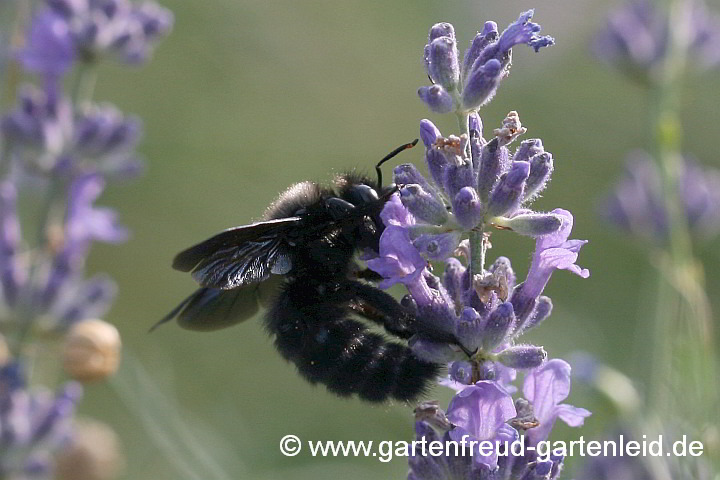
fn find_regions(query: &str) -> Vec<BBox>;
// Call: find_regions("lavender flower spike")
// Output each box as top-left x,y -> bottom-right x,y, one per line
524,359 -> 591,445
418,12 -> 553,115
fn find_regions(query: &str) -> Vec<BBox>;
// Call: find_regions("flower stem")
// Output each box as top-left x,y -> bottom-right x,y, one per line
72,60 -> 98,107
456,111 -> 486,276
647,0 -> 718,468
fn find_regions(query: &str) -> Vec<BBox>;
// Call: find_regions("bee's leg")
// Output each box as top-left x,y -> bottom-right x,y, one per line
265,279 -> 439,402
342,281 -> 415,339
343,281 -> 460,346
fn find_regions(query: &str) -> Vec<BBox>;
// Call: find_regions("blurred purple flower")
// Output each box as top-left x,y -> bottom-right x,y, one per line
0,362 -> 82,479
600,152 -> 720,243
17,10 -> 75,77
46,0 -> 173,64
593,0 -> 720,82
523,359 -> 591,445
41,174 -> 127,309
1,85 -> 73,164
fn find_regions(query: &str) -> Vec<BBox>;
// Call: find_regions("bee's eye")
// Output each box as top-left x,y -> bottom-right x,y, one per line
326,197 -> 356,219
351,184 -> 379,204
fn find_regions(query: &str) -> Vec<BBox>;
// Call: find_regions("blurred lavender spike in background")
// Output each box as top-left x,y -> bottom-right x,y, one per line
593,0 -> 720,82
600,151 -> 720,243
46,0 -> 173,64
0,362 -> 82,479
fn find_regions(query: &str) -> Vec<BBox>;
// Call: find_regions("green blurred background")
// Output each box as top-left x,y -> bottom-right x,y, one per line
67,0 -> 720,478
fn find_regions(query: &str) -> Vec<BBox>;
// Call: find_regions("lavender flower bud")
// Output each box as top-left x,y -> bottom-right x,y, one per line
17,11 -> 75,77
496,345 -> 547,369
427,36 -> 460,90
429,22 -> 455,42
487,161 -> 530,217
496,212 -> 563,237
393,163 -> 434,194
513,138 -> 544,162
522,295 -> 553,332
477,138 -> 510,203
409,336 -> 458,363
452,187 -> 483,229
135,2 -> 174,39
442,158 -> 474,198
399,184 -> 448,225
425,148 -> 448,187
412,233 -> 461,261
524,152 -> 554,201
450,361 -> 473,384
462,22 -> 499,79
442,258 -> 467,307
461,58 -> 502,110
419,119 -> 441,148
63,319 -> 121,382
468,112 -> 485,173
468,111 -> 483,137
417,85 -> 455,113
481,302 -> 516,351
455,307 -> 483,351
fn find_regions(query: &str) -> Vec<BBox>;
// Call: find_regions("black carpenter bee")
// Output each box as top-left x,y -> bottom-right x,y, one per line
154,141 -> 459,402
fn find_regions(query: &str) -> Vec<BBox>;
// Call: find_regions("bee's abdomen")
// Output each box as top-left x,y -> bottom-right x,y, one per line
265,281 -> 439,402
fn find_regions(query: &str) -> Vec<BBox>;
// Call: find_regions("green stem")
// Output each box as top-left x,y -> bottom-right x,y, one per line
455,111 -> 486,276
72,60 -> 98,106
647,0 -> 718,469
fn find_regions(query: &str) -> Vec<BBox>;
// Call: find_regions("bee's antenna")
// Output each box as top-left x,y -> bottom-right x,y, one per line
376,139 -> 419,190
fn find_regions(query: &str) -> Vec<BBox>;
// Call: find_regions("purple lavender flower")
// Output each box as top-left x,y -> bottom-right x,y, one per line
593,0 -> 720,82
40,173 -> 127,314
510,209 -> 589,326
523,359 -> 591,446
446,381 -> 517,468
419,11 -> 554,114
600,152 -> 720,243
2,85 -> 145,178
1,85 -> 73,167
17,10 -> 75,78
369,114 -> 588,383
0,362 -> 82,479
44,0 -> 173,64
373,10 -> 589,479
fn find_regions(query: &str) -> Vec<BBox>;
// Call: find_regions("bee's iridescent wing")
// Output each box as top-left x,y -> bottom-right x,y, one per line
172,217 -> 300,290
